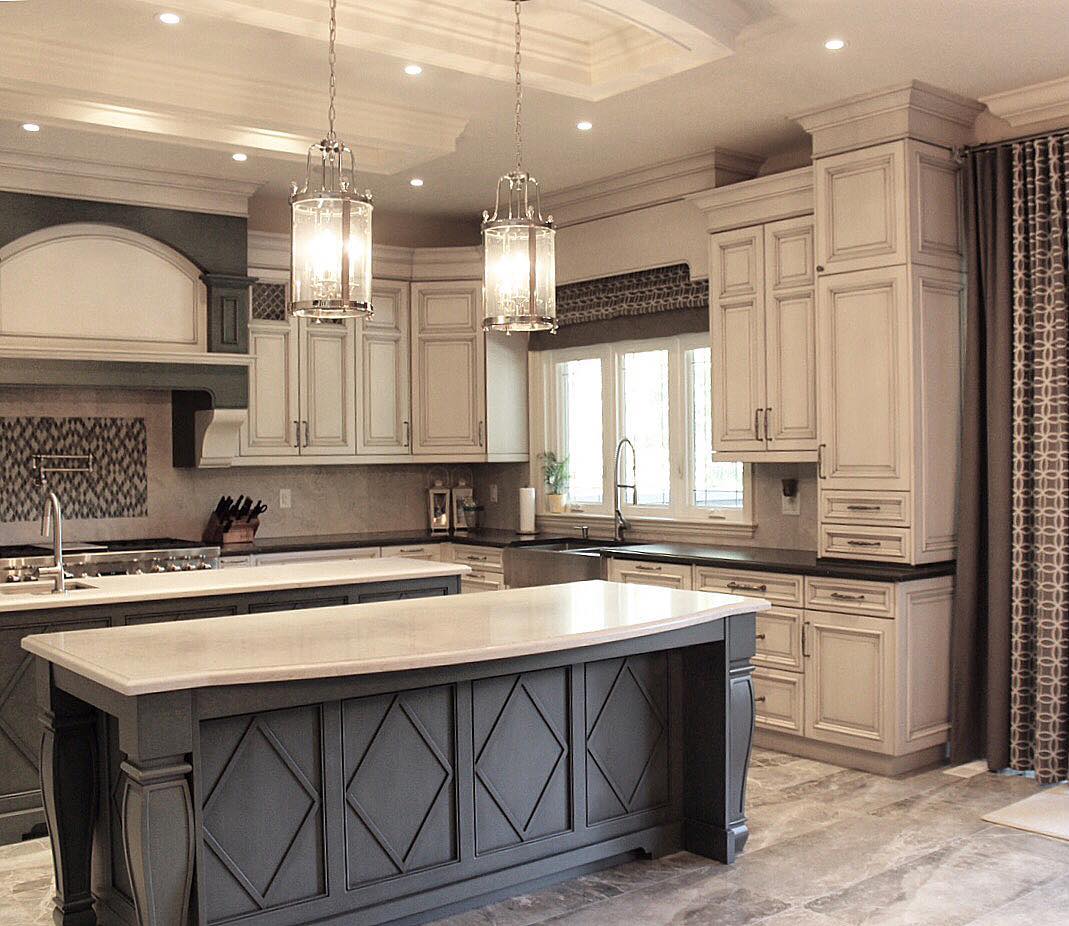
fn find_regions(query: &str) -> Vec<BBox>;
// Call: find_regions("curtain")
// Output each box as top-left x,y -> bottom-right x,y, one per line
1010,134 -> 1069,784
950,146 -> 1015,769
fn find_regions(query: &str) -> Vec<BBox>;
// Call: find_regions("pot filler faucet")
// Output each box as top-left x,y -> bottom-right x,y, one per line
613,437 -> 637,542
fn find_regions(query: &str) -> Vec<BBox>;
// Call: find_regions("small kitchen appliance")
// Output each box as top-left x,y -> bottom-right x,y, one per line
451,482 -> 475,533
428,483 -> 451,534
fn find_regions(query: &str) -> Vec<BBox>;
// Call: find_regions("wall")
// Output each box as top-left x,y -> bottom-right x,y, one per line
0,387 -> 474,544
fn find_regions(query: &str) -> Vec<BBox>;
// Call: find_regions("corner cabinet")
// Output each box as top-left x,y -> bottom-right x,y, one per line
710,216 -> 818,462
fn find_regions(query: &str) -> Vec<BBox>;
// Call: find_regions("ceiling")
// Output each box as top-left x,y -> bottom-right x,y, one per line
1,0 -> 1068,229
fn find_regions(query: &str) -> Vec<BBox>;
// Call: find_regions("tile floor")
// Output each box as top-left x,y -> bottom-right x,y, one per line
1,749 -> 1065,926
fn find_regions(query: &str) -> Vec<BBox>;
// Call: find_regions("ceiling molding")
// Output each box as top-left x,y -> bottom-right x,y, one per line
688,166 -> 814,233
0,31 -> 469,175
0,148 -> 259,216
792,80 -> 984,158
981,75 -> 1069,128
542,148 -> 762,228
125,0 -> 750,102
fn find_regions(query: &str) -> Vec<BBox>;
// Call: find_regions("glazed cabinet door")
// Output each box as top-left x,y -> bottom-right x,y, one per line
817,265 -> 912,490
358,281 -> 411,455
411,281 -> 486,455
803,610 -> 895,754
710,227 -> 766,453
606,559 -> 692,589
763,217 -> 818,450
241,316 -> 301,456
299,317 -> 357,455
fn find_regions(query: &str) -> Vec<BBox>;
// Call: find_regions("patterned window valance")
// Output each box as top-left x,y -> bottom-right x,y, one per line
555,263 -> 708,328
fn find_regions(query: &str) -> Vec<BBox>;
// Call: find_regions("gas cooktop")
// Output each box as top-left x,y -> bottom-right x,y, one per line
0,537 -> 220,581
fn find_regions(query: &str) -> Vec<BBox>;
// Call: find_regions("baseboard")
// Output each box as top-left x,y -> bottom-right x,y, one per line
755,729 -> 947,777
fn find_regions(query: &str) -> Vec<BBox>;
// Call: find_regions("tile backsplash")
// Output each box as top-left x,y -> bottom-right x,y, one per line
0,416 -> 148,522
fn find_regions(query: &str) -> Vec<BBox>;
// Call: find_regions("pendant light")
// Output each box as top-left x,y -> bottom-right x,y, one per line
289,0 -> 373,320
482,0 -> 556,333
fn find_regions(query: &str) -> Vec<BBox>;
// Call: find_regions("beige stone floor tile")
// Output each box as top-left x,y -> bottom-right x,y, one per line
745,797 -> 861,853
964,871 -> 1069,926
749,767 -> 950,814
753,909 -> 851,926
747,758 -> 845,791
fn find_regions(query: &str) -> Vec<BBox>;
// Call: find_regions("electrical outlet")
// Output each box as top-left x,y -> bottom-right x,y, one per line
490,483 -> 498,503
781,492 -> 800,516
279,488 -> 292,510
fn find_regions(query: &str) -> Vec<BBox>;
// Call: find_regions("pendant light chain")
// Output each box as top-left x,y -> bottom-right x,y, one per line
327,0 -> 338,142
513,0 -> 523,173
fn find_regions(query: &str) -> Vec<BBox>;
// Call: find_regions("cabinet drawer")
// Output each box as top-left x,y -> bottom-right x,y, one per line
255,547 -> 380,565
806,577 -> 894,618
693,567 -> 803,607
755,607 -> 804,671
607,559 -> 692,589
461,570 -> 505,593
380,544 -> 441,561
820,490 -> 911,526
453,545 -> 504,572
819,525 -> 911,563
754,668 -> 804,734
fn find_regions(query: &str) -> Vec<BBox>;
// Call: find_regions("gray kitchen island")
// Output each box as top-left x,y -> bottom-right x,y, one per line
23,580 -> 767,926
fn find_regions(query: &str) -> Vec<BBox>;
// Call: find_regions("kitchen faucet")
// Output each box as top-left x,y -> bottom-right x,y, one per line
613,438 -> 637,542
39,489 -> 66,594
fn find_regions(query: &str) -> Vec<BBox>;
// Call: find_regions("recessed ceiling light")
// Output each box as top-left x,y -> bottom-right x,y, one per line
404,64 -> 423,76
158,12 -> 181,25
824,38 -> 845,50
409,177 -> 425,187
21,122 -> 40,133
576,120 -> 593,132
232,152 -> 248,162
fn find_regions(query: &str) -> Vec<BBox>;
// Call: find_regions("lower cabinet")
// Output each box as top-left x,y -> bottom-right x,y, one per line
606,559 -> 693,589
753,668 -> 805,735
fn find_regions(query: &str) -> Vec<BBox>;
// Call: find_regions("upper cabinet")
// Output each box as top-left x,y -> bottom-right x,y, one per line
357,281 -> 411,455
814,140 -> 962,276
709,211 -> 818,463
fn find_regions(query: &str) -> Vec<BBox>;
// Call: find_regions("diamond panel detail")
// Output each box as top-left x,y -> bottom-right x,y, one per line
251,282 -> 287,321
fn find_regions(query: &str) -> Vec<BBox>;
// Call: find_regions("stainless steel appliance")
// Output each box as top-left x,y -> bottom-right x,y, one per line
0,538 -> 220,583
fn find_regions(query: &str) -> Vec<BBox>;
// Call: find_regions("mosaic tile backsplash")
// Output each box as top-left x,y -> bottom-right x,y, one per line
0,417 -> 148,522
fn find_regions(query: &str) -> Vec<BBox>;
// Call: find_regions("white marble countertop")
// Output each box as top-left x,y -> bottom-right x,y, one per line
0,558 -> 469,612
22,580 -> 770,696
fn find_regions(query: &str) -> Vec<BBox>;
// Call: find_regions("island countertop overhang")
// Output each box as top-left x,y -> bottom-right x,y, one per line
23,580 -> 770,697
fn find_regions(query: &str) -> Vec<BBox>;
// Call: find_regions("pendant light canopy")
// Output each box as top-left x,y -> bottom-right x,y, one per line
290,0 -> 373,320
482,1 -> 556,334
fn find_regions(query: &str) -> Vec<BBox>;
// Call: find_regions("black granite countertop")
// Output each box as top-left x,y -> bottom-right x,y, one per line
605,543 -> 955,582
221,529 -> 573,556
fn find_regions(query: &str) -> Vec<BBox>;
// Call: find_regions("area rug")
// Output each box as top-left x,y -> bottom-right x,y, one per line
983,784 -> 1069,842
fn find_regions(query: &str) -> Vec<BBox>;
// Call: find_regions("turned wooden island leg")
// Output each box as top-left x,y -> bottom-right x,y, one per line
37,661 -> 99,926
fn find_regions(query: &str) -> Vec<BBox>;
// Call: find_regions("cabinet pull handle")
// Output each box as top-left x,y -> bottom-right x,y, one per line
846,504 -> 881,511
478,420 -> 485,446
754,696 -> 767,704
847,540 -> 882,548
755,633 -> 767,641
754,408 -> 762,441
764,407 -> 771,442
403,420 -> 411,448
818,443 -> 827,479
802,622 -> 810,657
635,564 -> 663,572
303,420 -> 310,446
399,547 -> 423,554
467,554 -> 488,561
830,591 -> 866,601
294,419 -> 301,447
727,581 -> 768,592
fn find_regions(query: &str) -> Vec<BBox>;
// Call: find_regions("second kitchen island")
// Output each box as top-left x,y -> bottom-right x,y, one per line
24,581 -> 767,926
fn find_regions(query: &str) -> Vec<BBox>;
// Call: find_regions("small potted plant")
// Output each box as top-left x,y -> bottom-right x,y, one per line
539,452 -> 570,513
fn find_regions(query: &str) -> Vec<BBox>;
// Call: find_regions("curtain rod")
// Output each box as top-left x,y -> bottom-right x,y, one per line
955,127 -> 1069,160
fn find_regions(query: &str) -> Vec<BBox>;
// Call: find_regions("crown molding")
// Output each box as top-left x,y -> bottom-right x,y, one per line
0,149 -> 259,216
981,75 -> 1069,128
688,166 -> 814,233
543,148 -> 762,228
792,80 -> 984,158
409,246 -> 483,282
0,32 -> 469,174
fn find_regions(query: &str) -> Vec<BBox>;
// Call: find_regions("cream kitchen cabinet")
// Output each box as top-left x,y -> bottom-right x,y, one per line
606,558 -> 692,589
357,281 -> 411,455
710,216 -> 818,462
242,308 -> 356,457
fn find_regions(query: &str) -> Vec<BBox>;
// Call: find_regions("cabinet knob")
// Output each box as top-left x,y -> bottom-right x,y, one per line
816,264 -> 825,273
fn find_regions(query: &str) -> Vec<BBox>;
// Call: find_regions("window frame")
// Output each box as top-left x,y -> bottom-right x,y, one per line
533,332 -> 753,528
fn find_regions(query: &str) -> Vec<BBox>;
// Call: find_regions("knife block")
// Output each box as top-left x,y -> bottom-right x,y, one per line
203,515 -> 259,545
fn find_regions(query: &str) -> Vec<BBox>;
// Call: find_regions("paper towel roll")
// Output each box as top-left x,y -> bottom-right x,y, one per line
519,486 -> 537,535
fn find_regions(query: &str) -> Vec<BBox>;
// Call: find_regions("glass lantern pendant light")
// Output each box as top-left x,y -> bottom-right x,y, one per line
289,0 -> 373,320
482,0 -> 556,333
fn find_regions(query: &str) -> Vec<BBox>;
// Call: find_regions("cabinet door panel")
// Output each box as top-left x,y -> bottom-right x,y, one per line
754,668 -> 804,734
358,282 -> 411,455
804,610 -> 894,753
606,559 -> 692,589
816,142 -> 907,274
710,228 -> 765,453
754,607 -> 804,672
242,320 -> 300,456
817,266 -> 911,489
301,319 -> 356,454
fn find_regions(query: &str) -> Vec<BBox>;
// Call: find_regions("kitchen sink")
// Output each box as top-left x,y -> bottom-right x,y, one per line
0,580 -> 97,597
504,540 -> 628,588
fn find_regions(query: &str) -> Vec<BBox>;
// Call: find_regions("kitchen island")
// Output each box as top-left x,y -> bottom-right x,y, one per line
24,581 -> 767,926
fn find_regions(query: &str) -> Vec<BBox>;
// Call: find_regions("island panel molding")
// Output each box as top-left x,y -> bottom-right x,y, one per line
0,415 -> 147,522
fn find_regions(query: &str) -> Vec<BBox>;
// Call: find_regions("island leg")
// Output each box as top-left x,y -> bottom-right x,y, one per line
37,660 -> 99,926
681,612 -> 757,864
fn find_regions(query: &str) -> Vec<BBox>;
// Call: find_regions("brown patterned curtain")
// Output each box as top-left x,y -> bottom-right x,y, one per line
1010,134 -> 1069,784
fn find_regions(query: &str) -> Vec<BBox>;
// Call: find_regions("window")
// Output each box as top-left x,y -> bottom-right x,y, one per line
536,334 -> 748,524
